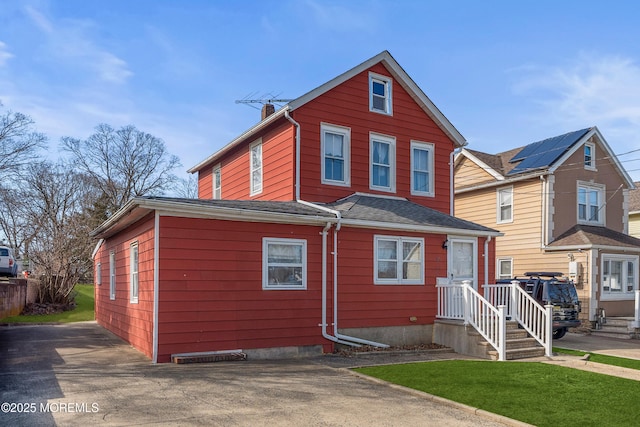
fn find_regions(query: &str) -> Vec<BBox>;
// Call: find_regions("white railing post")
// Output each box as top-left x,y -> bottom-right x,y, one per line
497,304 -> 506,361
544,304 -> 553,357
633,290 -> 640,328
510,280 -> 519,320
462,280 -> 471,325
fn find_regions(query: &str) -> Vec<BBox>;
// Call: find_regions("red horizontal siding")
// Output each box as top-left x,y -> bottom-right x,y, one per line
335,228 -> 447,328
155,216 -> 325,362
294,62 -> 454,211
95,213 -> 156,359
198,120 -> 295,201
197,167 -> 213,199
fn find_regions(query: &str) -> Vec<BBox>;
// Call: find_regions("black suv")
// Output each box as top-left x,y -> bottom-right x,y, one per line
497,272 -> 581,339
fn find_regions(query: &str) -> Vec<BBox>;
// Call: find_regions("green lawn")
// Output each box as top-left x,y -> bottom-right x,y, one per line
355,360 -> 640,427
1,283 -> 95,323
554,347 -> 640,370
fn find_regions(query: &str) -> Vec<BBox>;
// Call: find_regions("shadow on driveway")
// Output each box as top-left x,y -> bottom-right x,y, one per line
0,321 -> 515,427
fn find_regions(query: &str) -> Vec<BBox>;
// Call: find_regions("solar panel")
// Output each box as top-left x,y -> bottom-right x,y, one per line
507,128 -> 591,175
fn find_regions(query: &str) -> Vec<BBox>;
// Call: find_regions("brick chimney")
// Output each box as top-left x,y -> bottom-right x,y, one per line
261,103 -> 276,120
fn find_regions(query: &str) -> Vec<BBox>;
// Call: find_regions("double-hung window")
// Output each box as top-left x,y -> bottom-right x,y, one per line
497,258 -> 512,280
577,182 -> 604,225
263,238 -> 307,290
369,72 -> 392,115
109,251 -> 116,300
602,255 -> 638,300
130,242 -> 139,304
96,263 -> 101,286
497,187 -> 513,223
250,140 -> 262,196
374,236 -> 424,285
321,123 -> 350,186
370,133 -> 396,192
411,141 -> 434,196
584,142 -> 596,170
212,165 -> 221,199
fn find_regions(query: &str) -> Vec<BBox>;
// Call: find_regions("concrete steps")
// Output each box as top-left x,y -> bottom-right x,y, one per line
592,317 -> 638,340
485,321 -> 546,360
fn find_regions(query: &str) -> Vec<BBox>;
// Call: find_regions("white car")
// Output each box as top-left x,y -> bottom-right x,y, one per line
0,246 -> 18,277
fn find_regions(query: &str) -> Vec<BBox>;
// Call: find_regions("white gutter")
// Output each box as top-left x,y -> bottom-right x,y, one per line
152,211 -> 160,363
288,111 -> 387,348
450,148 -> 461,216
455,170 -> 548,194
332,221 -> 389,348
284,110 -> 301,201
320,222 -> 358,346
484,235 -> 491,286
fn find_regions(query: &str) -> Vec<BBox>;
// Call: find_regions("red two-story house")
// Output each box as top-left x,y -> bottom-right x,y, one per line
92,51 -> 500,363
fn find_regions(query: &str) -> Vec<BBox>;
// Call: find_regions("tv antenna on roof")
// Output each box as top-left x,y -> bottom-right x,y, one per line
235,92 -> 292,110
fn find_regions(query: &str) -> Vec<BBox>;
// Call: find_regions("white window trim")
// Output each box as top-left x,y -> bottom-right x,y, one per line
249,139 -> 263,196
369,72 -> 393,116
212,164 -> 221,200
600,254 -> 638,301
320,123 -> 351,187
584,142 -> 596,171
410,141 -> 435,197
262,238 -> 307,290
577,181 -> 605,226
369,133 -> 396,193
109,251 -> 116,300
96,263 -> 102,286
373,235 -> 424,285
496,186 -> 514,224
497,258 -> 513,280
130,242 -> 139,304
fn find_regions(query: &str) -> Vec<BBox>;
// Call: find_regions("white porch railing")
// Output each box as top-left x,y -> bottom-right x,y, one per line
483,281 -> 552,357
633,290 -> 640,329
437,280 -> 554,360
437,280 -> 507,361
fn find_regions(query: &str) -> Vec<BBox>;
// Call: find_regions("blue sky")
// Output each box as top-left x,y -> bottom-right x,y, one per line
1,0 -> 640,183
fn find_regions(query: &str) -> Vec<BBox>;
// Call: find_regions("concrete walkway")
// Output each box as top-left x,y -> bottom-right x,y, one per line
523,332 -> 640,381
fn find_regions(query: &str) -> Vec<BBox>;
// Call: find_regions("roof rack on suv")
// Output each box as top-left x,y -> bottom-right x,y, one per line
523,272 -> 564,278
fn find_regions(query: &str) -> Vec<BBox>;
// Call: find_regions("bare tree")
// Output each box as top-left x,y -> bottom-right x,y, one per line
0,104 -> 47,177
62,123 -> 181,216
23,161 -> 97,304
0,186 -> 33,259
174,174 -> 199,199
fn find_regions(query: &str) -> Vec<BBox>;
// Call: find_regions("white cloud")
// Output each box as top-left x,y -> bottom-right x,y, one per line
512,53 -> 640,130
510,53 -> 640,178
0,41 -> 13,67
24,5 -> 133,85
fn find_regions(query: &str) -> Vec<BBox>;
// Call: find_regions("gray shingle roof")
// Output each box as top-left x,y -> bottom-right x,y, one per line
143,197 -> 335,217
549,224 -> 640,249
629,182 -> 640,212
325,194 -> 499,233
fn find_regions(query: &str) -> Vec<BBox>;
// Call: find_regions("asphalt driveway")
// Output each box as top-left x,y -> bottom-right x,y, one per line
0,322 -> 514,427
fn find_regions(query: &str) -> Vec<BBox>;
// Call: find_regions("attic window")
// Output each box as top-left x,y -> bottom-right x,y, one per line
369,72 -> 392,115
584,142 -> 596,170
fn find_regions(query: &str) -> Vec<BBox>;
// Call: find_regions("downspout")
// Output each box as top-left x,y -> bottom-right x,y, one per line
284,109 -> 301,201
450,148 -> 461,216
332,221 -> 389,348
285,110 -> 387,348
540,175 -> 547,247
152,211 -> 160,363
320,222 -> 356,346
484,235 -> 492,286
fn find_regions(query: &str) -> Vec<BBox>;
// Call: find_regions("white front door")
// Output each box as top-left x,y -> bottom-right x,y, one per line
447,237 -> 478,290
